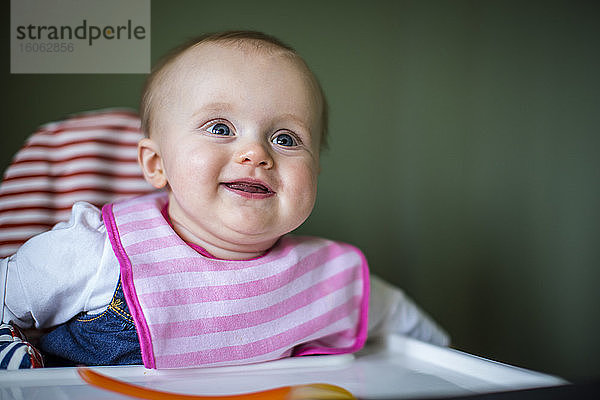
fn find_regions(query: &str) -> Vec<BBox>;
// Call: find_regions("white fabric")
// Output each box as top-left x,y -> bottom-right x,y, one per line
0,202 -> 449,347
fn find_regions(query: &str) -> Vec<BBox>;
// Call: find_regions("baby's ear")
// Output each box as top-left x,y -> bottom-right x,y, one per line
138,138 -> 168,189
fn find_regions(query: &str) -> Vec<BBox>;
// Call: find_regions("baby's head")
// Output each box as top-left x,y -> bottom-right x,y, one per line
137,31 -> 328,259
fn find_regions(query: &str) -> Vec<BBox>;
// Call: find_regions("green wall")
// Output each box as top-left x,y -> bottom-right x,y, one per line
2,0 -> 599,381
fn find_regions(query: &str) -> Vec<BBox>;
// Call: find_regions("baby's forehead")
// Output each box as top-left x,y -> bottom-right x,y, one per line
171,41 -> 306,80
152,43 -> 313,108
147,40 -> 325,147
162,42 -> 319,103
159,43 -> 318,108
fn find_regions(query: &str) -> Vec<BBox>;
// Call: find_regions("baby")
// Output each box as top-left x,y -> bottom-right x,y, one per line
0,31 -> 448,369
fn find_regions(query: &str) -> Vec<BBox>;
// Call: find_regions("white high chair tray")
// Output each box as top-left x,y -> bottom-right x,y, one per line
0,334 -> 565,399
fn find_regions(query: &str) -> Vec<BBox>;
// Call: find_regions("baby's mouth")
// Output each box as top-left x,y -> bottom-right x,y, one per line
221,179 -> 275,198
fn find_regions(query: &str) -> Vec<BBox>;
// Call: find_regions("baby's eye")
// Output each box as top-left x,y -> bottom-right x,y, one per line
207,122 -> 232,136
271,132 -> 298,147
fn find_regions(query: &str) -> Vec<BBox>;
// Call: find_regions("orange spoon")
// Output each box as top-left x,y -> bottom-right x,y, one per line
77,367 -> 356,400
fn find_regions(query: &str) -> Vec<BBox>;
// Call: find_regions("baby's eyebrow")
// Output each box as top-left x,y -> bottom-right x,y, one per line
193,102 -> 234,115
275,113 -> 310,130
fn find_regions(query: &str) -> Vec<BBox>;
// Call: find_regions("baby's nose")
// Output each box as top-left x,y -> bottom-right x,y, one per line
234,143 -> 274,169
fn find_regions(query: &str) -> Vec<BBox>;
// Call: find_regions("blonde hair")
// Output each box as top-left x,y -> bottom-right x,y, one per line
140,30 -> 329,150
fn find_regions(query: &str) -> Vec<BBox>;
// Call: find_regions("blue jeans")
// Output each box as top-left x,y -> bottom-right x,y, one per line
39,279 -> 143,366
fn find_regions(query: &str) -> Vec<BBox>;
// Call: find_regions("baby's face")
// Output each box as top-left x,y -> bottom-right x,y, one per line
147,43 -> 322,257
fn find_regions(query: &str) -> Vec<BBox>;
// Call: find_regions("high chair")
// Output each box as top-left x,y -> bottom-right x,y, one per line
0,109 -> 567,396
0,109 -> 155,258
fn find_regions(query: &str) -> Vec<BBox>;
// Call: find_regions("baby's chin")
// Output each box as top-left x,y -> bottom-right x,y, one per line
222,210 -> 310,240
217,219 -> 301,249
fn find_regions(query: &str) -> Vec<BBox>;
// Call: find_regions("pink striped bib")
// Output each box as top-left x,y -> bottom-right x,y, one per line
102,192 -> 369,369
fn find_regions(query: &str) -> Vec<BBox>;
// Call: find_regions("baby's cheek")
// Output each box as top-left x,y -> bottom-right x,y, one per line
288,166 -> 318,213
181,148 -> 218,177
